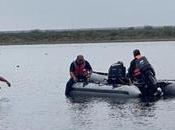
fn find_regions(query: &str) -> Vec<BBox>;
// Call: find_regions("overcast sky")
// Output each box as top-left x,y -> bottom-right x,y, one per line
0,0 -> 175,31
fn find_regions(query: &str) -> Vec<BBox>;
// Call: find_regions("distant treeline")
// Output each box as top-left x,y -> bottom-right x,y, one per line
1,26 -> 175,45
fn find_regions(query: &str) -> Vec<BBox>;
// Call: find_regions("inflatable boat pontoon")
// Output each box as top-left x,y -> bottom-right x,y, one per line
68,72 -> 175,98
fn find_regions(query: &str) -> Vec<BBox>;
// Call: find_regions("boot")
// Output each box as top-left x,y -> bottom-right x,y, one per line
154,87 -> 163,97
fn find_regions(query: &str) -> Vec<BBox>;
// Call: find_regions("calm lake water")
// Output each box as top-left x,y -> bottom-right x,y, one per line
0,41 -> 175,130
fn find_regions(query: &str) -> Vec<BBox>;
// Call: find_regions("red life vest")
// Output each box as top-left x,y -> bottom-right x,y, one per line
133,68 -> 141,77
73,61 -> 87,76
133,55 -> 142,77
133,55 -> 151,77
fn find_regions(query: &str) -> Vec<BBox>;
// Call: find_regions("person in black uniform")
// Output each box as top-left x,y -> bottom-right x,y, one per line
108,61 -> 129,86
128,49 -> 162,97
65,55 -> 92,97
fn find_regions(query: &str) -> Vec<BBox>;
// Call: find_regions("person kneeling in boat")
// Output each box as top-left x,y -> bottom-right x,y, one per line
108,61 -> 129,87
65,55 -> 92,97
128,49 -> 162,97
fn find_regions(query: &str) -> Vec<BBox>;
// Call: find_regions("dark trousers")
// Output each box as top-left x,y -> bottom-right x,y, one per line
138,84 -> 157,97
65,78 -> 75,97
137,71 -> 158,96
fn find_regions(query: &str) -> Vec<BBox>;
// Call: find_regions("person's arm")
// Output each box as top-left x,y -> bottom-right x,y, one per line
0,76 -> 11,87
69,62 -> 77,81
127,60 -> 135,82
85,61 -> 92,78
70,72 -> 77,81
150,65 -> 156,76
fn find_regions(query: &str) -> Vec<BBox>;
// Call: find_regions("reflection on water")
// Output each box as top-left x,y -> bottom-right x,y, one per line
66,96 -> 159,130
66,95 -> 175,130
0,42 -> 175,130
68,98 -> 94,129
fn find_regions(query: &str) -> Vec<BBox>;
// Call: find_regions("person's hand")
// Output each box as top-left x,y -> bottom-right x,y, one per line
73,77 -> 78,82
86,75 -> 90,79
6,82 -> 11,87
86,77 -> 90,82
86,72 -> 91,79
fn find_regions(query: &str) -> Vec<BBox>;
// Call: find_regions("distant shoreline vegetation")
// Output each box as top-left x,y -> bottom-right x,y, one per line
1,26 -> 175,45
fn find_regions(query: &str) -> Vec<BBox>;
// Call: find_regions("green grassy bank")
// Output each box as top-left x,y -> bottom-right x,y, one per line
1,26 -> 175,45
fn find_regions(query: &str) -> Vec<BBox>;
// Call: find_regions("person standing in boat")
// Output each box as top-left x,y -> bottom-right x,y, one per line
128,49 -> 162,97
65,55 -> 92,97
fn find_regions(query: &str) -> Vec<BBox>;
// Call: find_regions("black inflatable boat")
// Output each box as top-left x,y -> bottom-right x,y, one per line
68,72 -> 175,98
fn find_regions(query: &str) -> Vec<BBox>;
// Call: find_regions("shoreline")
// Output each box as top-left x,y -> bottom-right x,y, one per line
0,38 -> 175,46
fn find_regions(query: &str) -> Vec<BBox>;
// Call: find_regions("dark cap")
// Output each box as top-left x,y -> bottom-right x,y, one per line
117,61 -> 124,66
133,49 -> 141,57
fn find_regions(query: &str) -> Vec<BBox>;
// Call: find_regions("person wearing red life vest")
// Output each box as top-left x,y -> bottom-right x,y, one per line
128,49 -> 162,97
65,55 -> 92,97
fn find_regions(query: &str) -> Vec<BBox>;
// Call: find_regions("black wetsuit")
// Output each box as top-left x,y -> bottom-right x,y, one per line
108,63 -> 127,85
128,56 -> 157,96
65,60 -> 92,96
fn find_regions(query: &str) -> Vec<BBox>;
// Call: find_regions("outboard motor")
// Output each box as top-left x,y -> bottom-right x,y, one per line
108,61 -> 126,85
